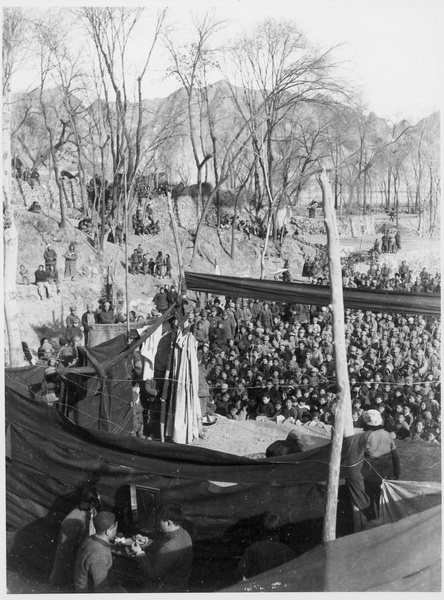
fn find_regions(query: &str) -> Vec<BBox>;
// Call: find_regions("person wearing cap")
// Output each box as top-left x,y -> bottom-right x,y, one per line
65,318 -> 84,344
130,504 -> 193,592
50,486 -> 102,588
358,409 -> 401,521
81,303 -> 97,346
66,305 -> 81,328
130,248 -> 141,274
194,319 -> 209,348
57,336 -> 75,367
210,320 -> 229,350
235,512 -> 295,581
74,510 -> 122,593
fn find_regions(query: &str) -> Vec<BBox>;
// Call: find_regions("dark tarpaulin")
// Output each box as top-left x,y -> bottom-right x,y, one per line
60,334 -> 133,433
224,505 -> 441,592
5,377 -> 365,480
6,381 -> 363,576
52,306 -> 176,434
185,272 -> 441,316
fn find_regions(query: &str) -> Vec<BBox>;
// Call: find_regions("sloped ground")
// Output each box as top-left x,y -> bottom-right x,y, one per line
13,199 -> 301,354
193,417 -> 331,456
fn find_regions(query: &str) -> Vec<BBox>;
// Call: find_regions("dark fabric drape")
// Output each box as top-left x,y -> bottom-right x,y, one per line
6,383 -> 357,576
184,272 -> 441,316
224,505 -> 441,592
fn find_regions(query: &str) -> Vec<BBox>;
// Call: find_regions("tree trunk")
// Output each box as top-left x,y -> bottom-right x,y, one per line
3,83 -> 24,367
320,168 -> 354,543
429,166 -> 434,236
4,222 -> 24,367
260,214 -> 272,279
387,169 -> 391,210
56,171 -> 67,227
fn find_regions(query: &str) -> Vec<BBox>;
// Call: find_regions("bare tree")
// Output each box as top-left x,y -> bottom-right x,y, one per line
33,12 -> 78,228
164,13 -> 226,218
227,18 -> 351,264
80,6 -> 167,248
3,7 -> 29,366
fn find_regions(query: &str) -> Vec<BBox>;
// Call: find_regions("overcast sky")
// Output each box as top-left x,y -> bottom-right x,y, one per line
148,0 -> 442,122
8,0 -> 443,122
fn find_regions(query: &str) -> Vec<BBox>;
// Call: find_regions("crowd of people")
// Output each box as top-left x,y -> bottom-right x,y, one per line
22,238 -> 174,302
372,229 -> 402,254
30,250 -> 441,446
216,213 -> 293,243
186,294 -> 440,445
301,254 -> 441,294
129,247 -> 172,278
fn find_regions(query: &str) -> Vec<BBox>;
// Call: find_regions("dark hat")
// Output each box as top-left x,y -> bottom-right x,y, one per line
59,337 -> 67,346
94,511 -> 116,533
70,306 -> 77,311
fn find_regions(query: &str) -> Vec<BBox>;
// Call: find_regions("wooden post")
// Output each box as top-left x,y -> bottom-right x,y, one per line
167,191 -> 184,290
124,157 -> 129,336
320,167 -> 354,543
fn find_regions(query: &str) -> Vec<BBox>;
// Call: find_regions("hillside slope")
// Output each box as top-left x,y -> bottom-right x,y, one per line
13,198 -> 299,357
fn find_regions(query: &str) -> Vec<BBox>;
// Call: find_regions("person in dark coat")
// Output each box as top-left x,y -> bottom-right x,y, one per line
154,252 -> 164,278
81,303 -> 97,346
97,301 -> 115,324
65,318 -> 84,344
50,487 -> 102,588
130,505 -> 193,592
164,254 -> 172,278
236,512 -> 295,581
43,244 -> 57,269
153,287 -> 169,313
74,511 -> 122,593
35,264 -> 51,299
265,429 -> 304,457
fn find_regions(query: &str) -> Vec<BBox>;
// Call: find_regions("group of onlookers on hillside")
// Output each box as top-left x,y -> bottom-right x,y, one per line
129,247 -> 172,278
19,243 -> 78,299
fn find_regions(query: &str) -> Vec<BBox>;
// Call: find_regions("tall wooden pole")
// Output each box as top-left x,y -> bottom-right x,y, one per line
320,167 -> 354,543
124,156 -> 129,335
166,191 -> 185,292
